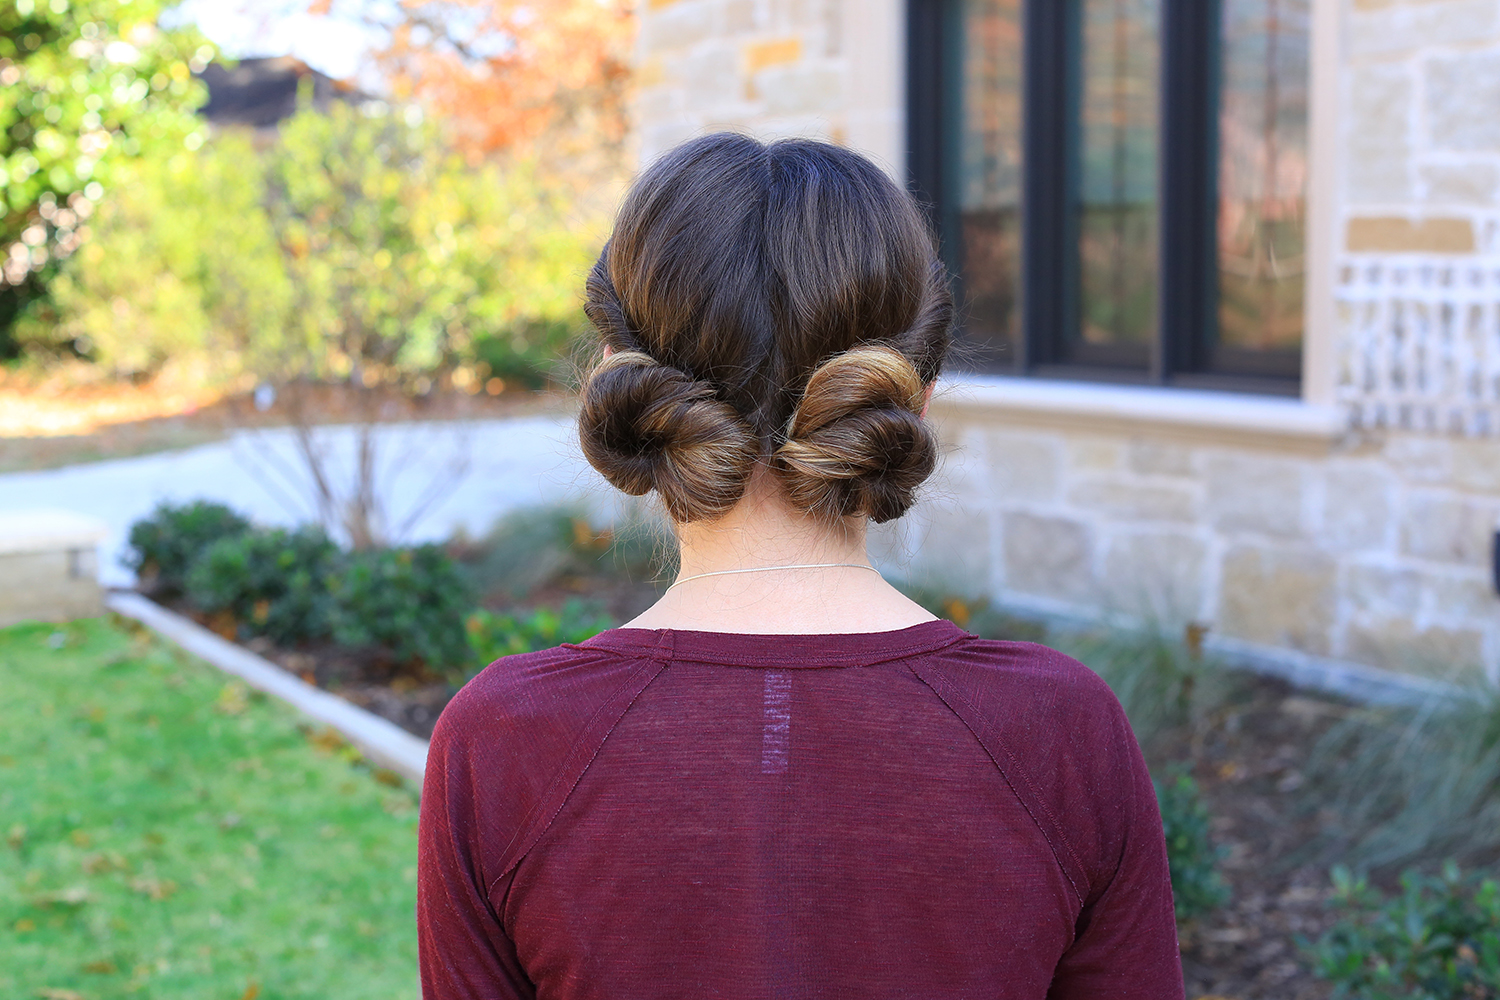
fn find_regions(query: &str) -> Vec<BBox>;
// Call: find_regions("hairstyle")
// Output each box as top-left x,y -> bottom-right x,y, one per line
578,133 -> 953,524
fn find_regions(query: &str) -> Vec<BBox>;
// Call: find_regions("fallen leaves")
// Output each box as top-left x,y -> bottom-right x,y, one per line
129,876 -> 178,901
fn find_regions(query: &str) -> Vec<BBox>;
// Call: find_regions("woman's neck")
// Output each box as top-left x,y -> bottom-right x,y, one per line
623,476 -> 939,635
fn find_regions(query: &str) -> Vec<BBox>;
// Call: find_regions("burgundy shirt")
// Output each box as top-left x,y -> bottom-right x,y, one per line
418,620 -> 1184,999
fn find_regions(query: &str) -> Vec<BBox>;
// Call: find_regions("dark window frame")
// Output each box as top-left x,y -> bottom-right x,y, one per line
907,0 -> 1302,394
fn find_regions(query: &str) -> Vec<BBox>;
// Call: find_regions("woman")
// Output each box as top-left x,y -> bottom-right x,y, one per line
418,133 -> 1184,999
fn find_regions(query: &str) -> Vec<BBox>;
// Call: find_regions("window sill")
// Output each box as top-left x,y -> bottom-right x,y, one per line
930,375 -> 1347,450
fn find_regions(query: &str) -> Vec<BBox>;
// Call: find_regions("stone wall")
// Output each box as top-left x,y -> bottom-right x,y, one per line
879,398 -> 1500,685
633,0 -> 903,173
1343,0 -> 1500,253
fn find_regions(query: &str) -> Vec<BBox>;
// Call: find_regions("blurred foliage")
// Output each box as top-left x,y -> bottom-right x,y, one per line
125,502 -> 477,672
263,99 -> 591,391
467,600 -> 616,674
327,544 -> 475,672
21,96 -> 592,382
1155,769 -> 1231,924
187,527 -> 340,647
124,499 -> 251,599
15,128 -> 288,375
459,503 -> 668,603
0,0 -> 213,356
311,0 -> 632,161
1303,690 -> 1500,873
1307,862 -> 1500,999
0,617 -> 418,998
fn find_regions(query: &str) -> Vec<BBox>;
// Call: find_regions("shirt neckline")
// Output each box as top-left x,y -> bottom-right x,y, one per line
577,618 -> 972,668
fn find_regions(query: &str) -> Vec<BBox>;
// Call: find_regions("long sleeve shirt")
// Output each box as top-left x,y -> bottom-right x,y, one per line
418,619 -> 1184,999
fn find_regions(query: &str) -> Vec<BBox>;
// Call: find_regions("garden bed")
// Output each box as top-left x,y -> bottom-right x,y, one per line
122,500 -> 1500,999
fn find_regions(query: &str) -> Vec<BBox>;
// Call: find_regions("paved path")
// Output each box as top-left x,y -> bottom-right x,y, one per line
0,416 -> 604,586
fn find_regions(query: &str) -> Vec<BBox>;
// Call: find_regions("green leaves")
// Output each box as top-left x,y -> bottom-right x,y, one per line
1308,863 -> 1500,999
467,600 -> 616,672
1,0 -> 213,350
1154,769 -> 1231,924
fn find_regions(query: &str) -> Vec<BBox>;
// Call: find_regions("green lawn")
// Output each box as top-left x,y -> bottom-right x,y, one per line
0,617 -> 420,1000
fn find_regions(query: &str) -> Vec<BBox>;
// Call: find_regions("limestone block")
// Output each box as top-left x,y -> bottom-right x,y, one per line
1101,531 -> 1208,619
1345,216 -> 1475,253
643,1 -> 715,52
0,509 -> 108,627
1205,456 -> 1306,538
1427,572 -> 1500,622
1067,436 -> 1123,472
1420,162 -> 1500,206
928,428 -> 988,506
1345,562 -> 1423,617
1428,50 -> 1500,151
1451,439 -> 1500,493
901,507 -> 994,598
1002,512 -> 1095,602
744,36 -> 804,75
1321,462 -> 1393,550
1345,618 -> 1485,679
1220,546 -> 1337,655
1127,438 -> 1195,477
987,432 -> 1064,504
1347,63 -> 1412,203
725,0 -> 761,31
1399,492 -> 1499,566
1385,434 -> 1454,483
758,66 -> 844,116
1352,0 -> 1500,54
679,45 -> 746,102
1067,478 -> 1197,523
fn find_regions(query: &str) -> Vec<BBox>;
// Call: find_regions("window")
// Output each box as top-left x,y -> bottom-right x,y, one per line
908,0 -> 1309,391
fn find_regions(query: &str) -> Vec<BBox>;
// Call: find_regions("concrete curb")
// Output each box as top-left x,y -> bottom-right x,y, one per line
106,591 -> 428,785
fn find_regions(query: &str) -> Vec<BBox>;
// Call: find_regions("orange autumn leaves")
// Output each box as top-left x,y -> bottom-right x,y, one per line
310,0 -> 633,158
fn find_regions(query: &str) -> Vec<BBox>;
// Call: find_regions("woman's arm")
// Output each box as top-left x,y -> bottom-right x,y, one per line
417,718 -> 533,999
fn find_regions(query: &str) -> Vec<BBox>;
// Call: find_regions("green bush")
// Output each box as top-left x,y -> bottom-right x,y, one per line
1308,863 -> 1500,999
125,500 -> 252,597
1155,770 -> 1231,924
467,601 -> 616,673
328,545 -> 475,672
185,526 -> 339,645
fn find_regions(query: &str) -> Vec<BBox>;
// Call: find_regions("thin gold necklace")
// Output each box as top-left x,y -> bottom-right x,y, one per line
666,562 -> 880,591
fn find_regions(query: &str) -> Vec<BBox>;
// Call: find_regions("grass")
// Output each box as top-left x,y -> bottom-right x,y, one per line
0,617 -> 420,1000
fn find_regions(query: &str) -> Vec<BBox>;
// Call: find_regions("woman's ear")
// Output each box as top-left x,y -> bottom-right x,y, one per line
919,382 -> 935,420
602,344 -> 615,360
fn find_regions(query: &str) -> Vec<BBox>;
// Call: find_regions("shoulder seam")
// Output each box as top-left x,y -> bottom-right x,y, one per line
905,659 -> 1089,907
484,634 -> 676,907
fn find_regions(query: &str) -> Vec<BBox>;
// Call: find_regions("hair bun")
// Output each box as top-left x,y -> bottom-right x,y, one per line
578,351 -> 760,522
773,346 -> 937,523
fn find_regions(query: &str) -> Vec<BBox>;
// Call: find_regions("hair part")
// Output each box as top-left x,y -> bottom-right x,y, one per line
579,133 -> 952,524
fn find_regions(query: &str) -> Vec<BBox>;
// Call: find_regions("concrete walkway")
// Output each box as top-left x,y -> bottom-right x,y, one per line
0,416 -> 603,586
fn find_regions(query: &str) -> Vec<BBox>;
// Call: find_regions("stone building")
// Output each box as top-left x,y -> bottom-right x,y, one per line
634,0 -> 1500,694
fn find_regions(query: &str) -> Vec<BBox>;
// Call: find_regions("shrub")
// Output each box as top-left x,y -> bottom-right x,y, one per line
1305,692 -> 1500,872
125,500 -> 252,597
467,601 -> 616,673
1156,770 -> 1231,924
328,545 -> 475,671
1308,863 -> 1500,999
185,527 -> 339,645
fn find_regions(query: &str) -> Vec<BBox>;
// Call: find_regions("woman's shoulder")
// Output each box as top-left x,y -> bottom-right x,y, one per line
923,634 -> 1124,723
431,640 -> 652,755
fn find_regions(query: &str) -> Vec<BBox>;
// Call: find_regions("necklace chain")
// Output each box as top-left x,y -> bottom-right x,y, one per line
666,562 -> 880,591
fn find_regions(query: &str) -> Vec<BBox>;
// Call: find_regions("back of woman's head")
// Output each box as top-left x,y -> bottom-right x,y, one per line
579,133 -> 953,524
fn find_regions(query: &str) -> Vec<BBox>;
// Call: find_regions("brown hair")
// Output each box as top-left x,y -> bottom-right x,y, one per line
578,133 -> 952,524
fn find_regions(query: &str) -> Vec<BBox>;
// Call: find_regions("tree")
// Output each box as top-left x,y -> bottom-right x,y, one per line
0,0 -> 214,356
309,0 -> 632,162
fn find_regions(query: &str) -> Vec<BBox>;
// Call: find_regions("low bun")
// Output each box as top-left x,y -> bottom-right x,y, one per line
773,346 -> 938,524
578,351 -> 761,523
